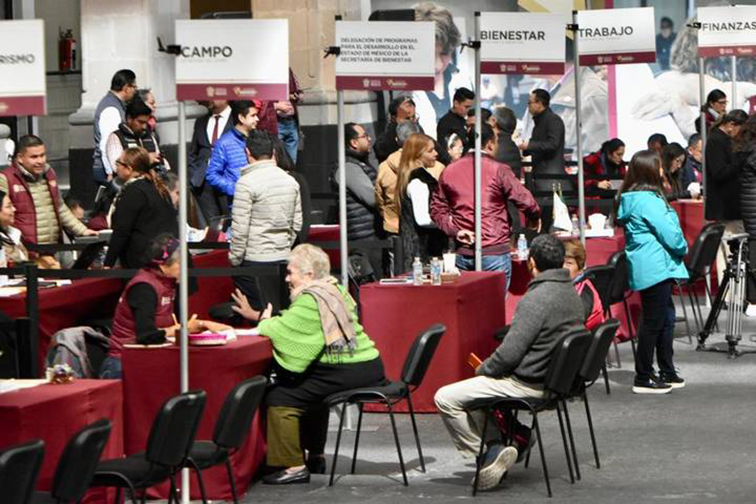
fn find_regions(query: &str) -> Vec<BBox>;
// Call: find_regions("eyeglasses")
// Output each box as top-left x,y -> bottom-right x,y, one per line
116,160 -> 128,167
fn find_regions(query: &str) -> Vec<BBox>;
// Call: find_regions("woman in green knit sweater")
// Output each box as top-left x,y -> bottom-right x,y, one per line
232,243 -> 386,485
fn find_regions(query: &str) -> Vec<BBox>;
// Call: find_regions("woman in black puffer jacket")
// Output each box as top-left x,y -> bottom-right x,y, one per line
735,116 -> 756,305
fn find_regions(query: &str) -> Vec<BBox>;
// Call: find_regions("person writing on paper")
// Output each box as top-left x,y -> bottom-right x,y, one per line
0,190 -> 28,271
396,133 -> 448,272
434,235 -> 585,491
230,244 -> 386,485
661,143 -> 700,202
100,235 -> 229,379
583,138 -> 626,197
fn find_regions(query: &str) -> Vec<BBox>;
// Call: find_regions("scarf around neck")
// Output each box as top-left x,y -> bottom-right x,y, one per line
292,276 -> 357,356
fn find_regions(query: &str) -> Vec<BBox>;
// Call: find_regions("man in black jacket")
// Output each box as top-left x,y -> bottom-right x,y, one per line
188,100 -> 232,225
434,235 -> 585,491
373,96 -> 418,164
437,87 -> 475,156
520,89 -> 565,232
706,110 -> 747,287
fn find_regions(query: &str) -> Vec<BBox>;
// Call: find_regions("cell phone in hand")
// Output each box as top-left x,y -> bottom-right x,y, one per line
468,352 -> 482,370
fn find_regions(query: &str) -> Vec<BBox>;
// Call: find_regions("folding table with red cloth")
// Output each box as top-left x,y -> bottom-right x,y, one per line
120,336 -> 272,501
0,249 -> 234,375
506,232 -> 641,343
359,272 -> 508,413
0,379 -> 124,504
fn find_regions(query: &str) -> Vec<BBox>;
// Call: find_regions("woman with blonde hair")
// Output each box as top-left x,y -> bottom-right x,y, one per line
104,146 -> 178,268
395,133 -> 448,272
232,243 -> 386,484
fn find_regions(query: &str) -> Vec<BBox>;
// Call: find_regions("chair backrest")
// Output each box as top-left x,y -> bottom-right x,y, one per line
687,222 -> 726,280
544,328 -> 593,396
213,376 -> 267,450
146,390 -> 207,468
401,324 -> 445,387
608,251 -> 629,305
579,319 -> 620,384
583,265 -> 615,316
0,439 -> 44,504
51,419 -> 112,501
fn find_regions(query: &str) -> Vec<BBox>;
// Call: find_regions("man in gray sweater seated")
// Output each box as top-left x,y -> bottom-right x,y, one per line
435,234 -> 585,491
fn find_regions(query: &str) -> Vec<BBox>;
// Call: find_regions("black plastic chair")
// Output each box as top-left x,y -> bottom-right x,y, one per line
564,319 -> 620,478
470,329 -> 593,497
32,419 -> 112,504
580,266 -> 614,394
606,252 -> 639,366
0,439 -> 45,504
185,376 -> 267,504
91,390 -> 207,504
325,324 -> 445,486
677,223 -> 726,338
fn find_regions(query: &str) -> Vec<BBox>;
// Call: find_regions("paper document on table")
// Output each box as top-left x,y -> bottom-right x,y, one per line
234,328 -> 260,337
0,379 -> 48,393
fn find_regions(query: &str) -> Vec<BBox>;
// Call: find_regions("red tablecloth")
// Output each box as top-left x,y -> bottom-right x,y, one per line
359,272 -> 508,413
0,379 -> 124,504
0,250 -> 234,375
670,200 -> 707,249
120,336 -> 272,500
506,233 -> 640,342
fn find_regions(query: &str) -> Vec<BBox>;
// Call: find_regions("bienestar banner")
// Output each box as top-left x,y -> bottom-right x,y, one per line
698,6 -> 756,57
0,20 -> 46,116
175,19 -> 289,101
335,21 -> 435,91
577,7 -> 656,66
479,12 -> 567,75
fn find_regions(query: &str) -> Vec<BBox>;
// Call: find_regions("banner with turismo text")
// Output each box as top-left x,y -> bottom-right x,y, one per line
335,21 -> 435,91
175,19 -> 289,101
0,20 -> 46,116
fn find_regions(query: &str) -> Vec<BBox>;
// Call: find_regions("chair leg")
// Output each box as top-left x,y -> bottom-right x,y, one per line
561,400 -> 581,481
555,402 -> 575,484
350,403 -> 364,475
187,458 -> 209,504
406,393 -> 426,473
387,402 -> 409,486
471,410 -> 490,497
676,281 -> 692,343
601,364 -> 611,395
225,458 -> 239,504
532,414 -> 552,497
114,487 -> 121,504
583,392 -> 600,469
168,474 -> 178,504
613,340 -> 622,368
329,402 -> 348,486
525,413 -> 536,468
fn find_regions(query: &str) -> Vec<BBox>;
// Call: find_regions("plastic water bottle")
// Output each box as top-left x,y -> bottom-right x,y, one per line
430,257 -> 442,286
517,234 -> 528,260
571,214 -> 579,236
412,256 -> 424,286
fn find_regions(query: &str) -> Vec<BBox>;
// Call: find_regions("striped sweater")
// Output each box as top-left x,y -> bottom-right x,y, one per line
258,286 -> 380,373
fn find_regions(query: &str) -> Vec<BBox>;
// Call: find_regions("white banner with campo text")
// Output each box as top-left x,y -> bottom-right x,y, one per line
335,21 -> 435,91
577,7 -> 656,66
698,6 -> 756,58
0,20 -> 46,116
479,12 -> 567,75
175,19 -> 289,101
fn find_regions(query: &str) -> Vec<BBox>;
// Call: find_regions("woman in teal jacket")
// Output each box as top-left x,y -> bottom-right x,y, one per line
616,150 -> 688,395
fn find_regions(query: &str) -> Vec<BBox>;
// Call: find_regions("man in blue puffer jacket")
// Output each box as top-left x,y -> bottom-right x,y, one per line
205,100 -> 260,216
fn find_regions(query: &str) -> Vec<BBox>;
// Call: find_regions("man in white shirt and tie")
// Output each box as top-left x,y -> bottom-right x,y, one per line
188,100 -> 232,225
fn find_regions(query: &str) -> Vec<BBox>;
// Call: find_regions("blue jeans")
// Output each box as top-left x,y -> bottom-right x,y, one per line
277,118 -> 299,164
455,253 -> 512,293
99,356 -> 122,379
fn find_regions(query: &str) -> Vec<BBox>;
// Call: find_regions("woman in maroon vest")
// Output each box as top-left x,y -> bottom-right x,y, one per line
100,234 -> 224,378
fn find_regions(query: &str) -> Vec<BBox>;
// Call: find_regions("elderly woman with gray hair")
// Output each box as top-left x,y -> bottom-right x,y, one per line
231,243 -> 386,485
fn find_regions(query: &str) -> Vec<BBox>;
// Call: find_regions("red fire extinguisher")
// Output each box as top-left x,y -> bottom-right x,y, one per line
59,28 -> 76,72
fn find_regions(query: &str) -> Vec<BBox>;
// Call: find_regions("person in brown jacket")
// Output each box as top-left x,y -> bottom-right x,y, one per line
375,122 -> 444,235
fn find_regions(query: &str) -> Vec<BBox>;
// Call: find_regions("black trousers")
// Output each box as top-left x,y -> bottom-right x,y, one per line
636,279 -> 676,380
192,182 -> 228,228
234,260 -> 286,312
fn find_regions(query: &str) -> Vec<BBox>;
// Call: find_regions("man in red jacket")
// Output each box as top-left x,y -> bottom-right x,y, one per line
431,124 -> 541,290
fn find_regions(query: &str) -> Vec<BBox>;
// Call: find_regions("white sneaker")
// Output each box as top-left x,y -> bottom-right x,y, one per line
746,304 -> 756,318
474,445 -> 518,491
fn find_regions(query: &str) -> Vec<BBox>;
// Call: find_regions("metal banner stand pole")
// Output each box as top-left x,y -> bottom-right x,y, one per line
337,90 -> 348,288
177,100 -> 190,504
731,55 -> 738,111
474,13 -> 483,271
571,11 -> 586,244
